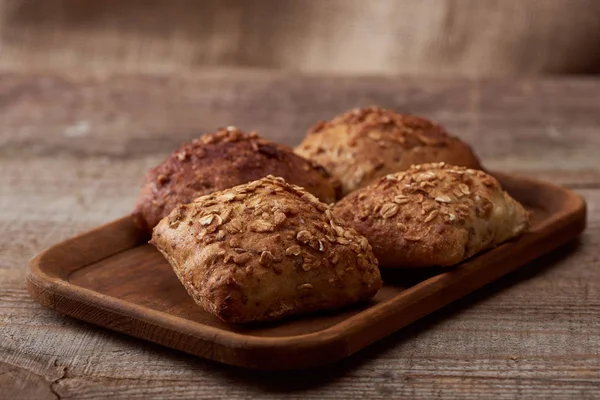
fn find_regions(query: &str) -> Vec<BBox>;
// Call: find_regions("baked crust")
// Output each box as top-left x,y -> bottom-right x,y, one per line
295,106 -> 482,196
133,127 -> 340,231
151,175 -> 382,323
333,163 -> 530,268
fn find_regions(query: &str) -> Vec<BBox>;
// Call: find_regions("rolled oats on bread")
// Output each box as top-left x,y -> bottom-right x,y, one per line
333,163 -> 529,268
133,127 -> 340,231
151,175 -> 382,323
296,106 -> 481,196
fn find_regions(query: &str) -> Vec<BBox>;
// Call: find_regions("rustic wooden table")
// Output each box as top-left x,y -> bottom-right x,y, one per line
1,71 -> 599,399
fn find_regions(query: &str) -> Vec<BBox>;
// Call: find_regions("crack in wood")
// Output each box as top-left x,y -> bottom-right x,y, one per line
49,358 -> 67,400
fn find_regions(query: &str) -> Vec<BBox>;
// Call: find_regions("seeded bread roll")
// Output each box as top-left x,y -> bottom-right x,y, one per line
133,127 -> 340,231
295,106 -> 482,196
333,163 -> 530,268
151,175 -> 382,324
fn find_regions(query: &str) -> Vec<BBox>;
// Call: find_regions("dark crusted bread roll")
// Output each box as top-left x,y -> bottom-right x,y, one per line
133,127 -> 340,231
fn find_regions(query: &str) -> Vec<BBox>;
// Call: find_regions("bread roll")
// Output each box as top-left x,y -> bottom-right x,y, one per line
333,163 -> 529,268
151,175 -> 381,323
132,127 -> 340,231
296,106 -> 482,196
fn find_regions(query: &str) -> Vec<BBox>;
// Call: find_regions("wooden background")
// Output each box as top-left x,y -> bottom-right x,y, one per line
1,71 -> 599,399
1,0 -> 600,76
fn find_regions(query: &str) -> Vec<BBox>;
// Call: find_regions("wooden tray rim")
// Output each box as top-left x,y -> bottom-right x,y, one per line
26,173 -> 588,363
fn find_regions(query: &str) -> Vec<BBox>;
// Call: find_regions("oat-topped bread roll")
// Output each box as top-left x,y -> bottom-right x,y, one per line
151,175 -> 382,324
296,106 -> 482,196
133,127 -> 340,231
333,163 -> 529,268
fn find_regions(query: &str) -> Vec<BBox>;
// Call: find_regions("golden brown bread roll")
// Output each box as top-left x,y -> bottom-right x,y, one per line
333,163 -> 530,268
151,175 -> 382,324
295,106 -> 482,196
133,127 -> 340,231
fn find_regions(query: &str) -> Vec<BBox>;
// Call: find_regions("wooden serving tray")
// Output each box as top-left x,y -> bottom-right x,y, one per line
27,173 -> 586,370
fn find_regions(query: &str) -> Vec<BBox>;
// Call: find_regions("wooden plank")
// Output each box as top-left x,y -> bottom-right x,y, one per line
1,73 -> 599,398
0,72 -> 599,176
3,189 -> 599,397
3,226 -> 600,398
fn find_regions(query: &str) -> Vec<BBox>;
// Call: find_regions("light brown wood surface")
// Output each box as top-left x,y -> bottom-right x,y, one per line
1,0 -> 600,76
1,71 -> 600,398
26,174 -> 587,371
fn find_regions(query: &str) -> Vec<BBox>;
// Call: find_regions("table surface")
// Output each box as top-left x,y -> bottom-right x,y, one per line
1,71 -> 599,400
